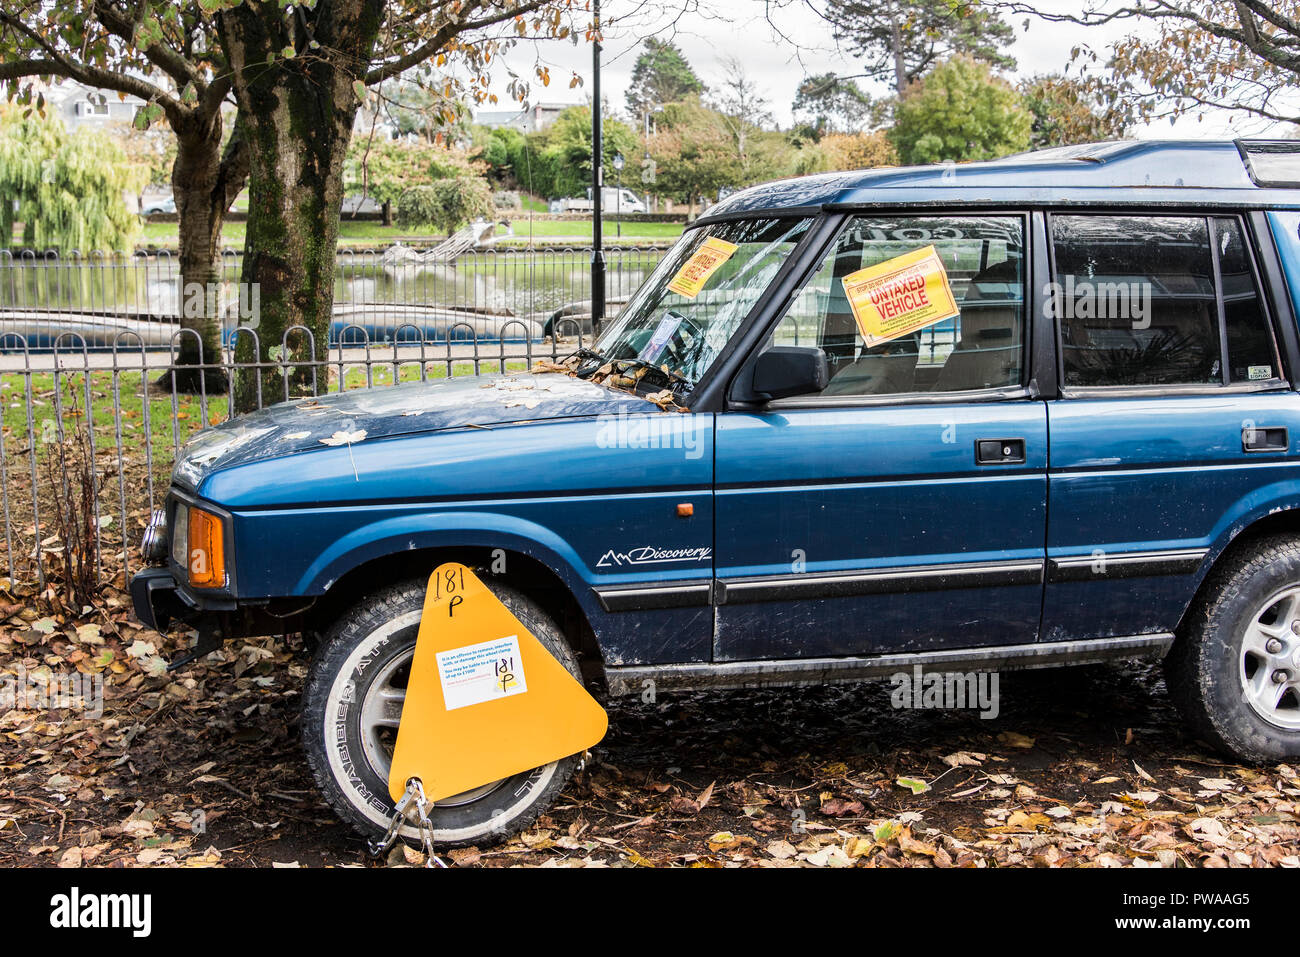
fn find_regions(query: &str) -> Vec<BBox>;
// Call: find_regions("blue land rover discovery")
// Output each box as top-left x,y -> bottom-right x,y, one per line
134,140 -> 1300,846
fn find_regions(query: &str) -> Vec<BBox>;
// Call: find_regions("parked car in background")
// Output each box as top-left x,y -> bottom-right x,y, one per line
141,196 -> 176,216
341,195 -> 383,215
134,139 -> 1300,848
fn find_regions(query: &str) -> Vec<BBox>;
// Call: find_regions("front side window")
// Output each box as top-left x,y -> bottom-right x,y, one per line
587,217 -> 810,390
1051,214 -> 1280,388
772,215 -> 1026,397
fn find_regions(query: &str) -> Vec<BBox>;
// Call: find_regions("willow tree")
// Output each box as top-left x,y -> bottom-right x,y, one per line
207,0 -> 581,412
0,107 -> 142,251
0,2 -> 247,391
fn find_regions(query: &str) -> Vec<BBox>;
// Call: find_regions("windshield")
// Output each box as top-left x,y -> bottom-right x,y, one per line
583,217 -> 810,392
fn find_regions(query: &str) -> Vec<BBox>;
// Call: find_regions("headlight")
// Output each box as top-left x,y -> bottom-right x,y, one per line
171,504 -> 188,568
140,509 -> 168,563
171,503 -> 226,589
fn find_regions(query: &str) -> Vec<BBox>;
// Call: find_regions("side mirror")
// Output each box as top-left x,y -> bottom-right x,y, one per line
751,346 -> 829,401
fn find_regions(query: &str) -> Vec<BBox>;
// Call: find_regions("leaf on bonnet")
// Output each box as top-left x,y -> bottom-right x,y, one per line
320,430 -> 366,446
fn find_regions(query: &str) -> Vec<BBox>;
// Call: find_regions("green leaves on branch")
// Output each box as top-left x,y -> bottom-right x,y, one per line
133,16 -> 165,49
133,102 -> 164,130
502,106 -> 638,200
344,138 -> 484,207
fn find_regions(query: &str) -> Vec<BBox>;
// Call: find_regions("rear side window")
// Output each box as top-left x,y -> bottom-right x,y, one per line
1050,215 -> 1280,388
1217,217 -> 1277,383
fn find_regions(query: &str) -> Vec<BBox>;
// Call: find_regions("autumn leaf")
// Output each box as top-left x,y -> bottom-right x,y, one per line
320,429 -> 366,446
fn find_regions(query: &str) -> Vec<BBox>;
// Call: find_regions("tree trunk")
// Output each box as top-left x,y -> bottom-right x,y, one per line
218,1 -> 384,414
382,199 -> 393,227
158,113 -> 248,395
890,15 -> 908,95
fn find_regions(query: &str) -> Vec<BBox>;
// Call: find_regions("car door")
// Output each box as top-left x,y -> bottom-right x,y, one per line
713,212 -> 1049,661
1042,211 -> 1300,642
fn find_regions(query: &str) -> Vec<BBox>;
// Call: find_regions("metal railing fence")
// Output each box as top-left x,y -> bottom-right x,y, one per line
0,246 -> 666,351
0,317 -> 595,592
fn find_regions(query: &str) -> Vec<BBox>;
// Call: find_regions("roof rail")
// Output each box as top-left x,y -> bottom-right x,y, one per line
1236,139 -> 1300,188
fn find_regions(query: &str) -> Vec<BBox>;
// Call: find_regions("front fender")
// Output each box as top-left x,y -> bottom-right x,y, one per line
294,509 -> 598,613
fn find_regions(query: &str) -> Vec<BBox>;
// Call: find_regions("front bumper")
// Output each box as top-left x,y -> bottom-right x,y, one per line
129,567 -> 194,632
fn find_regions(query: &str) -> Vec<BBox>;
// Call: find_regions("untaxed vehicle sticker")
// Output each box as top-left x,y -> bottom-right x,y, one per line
841,244 -> 961,348
668,237 -> 739,298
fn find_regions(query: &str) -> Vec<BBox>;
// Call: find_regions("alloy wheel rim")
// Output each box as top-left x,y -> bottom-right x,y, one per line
1239,586 -> 1300,731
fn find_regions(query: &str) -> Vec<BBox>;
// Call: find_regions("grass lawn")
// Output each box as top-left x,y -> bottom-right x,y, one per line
1,359 -> 530,470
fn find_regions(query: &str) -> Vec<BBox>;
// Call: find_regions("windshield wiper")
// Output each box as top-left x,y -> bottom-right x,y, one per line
567,347 -> 692,396
612,358 -> 692,392
567,346 -> 610,377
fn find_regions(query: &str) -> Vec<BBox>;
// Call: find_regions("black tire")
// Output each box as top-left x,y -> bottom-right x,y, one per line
1166,535 -> 1300,761
301,577 -> 583,848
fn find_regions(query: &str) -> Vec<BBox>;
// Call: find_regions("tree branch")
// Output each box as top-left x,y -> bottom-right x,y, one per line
0,34 -> 183,123
217,112 -> 251,214
91,0 -> 202,91
364,0 -> 565,84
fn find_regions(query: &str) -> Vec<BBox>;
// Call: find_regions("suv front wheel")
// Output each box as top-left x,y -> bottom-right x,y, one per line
301,577 -> 583,848
1167,535 -> 1300,761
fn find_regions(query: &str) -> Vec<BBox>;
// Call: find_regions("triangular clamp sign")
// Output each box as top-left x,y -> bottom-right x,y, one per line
389,563 -> 608,803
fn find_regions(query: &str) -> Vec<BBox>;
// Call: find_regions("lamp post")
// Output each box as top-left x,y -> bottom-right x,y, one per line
613,152 -> 624,239
590,0 -> 604,329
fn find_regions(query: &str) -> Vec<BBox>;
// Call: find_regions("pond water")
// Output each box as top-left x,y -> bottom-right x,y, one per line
0,247 -> 665,321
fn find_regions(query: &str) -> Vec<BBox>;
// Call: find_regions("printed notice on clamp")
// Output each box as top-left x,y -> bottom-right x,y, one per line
436,635 -> 527,710
639,311 -> 684,362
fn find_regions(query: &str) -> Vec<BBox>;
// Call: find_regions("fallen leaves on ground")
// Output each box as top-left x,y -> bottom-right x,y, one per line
4,629 -> 1300,868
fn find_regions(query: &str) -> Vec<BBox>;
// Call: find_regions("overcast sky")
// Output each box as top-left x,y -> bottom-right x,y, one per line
476,0 -> 1291,139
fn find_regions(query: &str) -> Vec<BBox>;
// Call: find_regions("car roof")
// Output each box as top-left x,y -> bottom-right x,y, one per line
701,139 -> 1300,220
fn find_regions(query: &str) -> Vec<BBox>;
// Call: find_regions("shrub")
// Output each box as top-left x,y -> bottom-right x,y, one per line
890,56 -> 1031,165
396,177 -> 494,235
493,190 -> 522,210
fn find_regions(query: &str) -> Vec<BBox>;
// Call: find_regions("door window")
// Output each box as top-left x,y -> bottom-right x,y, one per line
772,215 -> 1027,396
